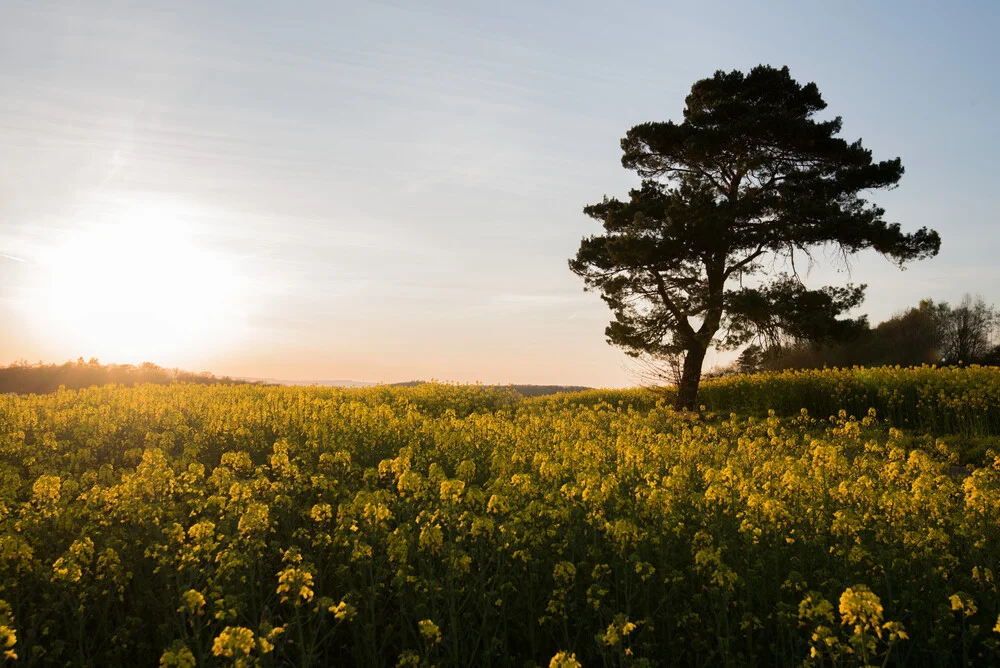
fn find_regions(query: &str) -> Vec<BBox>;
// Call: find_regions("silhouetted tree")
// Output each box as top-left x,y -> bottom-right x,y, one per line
869,299 -> 944,366
757,296 -> 1000,370
939,294 -> 998,364
571,65 -> 940,409
761,299 -> 939,370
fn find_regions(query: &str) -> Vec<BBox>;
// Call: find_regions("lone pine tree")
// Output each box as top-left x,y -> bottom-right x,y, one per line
571,65 -> 940,410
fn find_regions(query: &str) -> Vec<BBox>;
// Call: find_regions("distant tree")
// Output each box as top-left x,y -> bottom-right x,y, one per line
870,299 -> 944,366
737,344 -> 765,374
759,299 -> 939,371
757,296 -> 1000,371
938,294 -> 998,364
570,65 -> 940,409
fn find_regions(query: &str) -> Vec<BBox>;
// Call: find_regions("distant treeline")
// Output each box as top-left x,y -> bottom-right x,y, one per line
735,294 -> 1000,373
0,359 -> 261,395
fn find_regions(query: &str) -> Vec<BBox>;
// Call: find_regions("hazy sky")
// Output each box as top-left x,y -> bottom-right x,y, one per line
1,1 -> 998,386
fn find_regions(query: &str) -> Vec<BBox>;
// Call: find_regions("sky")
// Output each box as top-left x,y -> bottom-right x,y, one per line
1,0 -> 998,387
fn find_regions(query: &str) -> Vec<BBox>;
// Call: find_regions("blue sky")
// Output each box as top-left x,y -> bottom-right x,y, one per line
1,0 -> 998,386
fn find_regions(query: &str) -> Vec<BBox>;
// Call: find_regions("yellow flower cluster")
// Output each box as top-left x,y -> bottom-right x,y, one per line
417,619 -> 441,645
0,600 -> 16,662
549,650 -> 582,667
276,566 -> 315,605
212,626 -> 256,665
179,589 -> 206,616
159,641 -> 195,668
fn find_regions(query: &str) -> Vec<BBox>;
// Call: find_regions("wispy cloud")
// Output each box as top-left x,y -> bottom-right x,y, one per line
491,293 -> 579,306
2,0 -> 995,386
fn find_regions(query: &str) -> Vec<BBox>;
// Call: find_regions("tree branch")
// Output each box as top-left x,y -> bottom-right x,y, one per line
724,244 -> 768,279
648,270 -> 696,342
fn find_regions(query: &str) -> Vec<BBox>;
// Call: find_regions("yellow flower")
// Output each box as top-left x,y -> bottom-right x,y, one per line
329,600 -> 356,622
31,474 -> 62,507
418,619 -> 441,644
486,494 -> 508,514
0,608 -> 16,662
219,450 -> 252,474
882,620 -> 908,643
396,650 -> 421,667
179,589 -> 206,616
237,503 -> 270,536
549,651 -> 582,668
212,626 -> 255,660
839,585 -> 883,633
159,642 -> 196,668
51,538 -> 94,584
310,503 -> 333,522
600,614 -> 638,647
553,561 -> 576,584
258,625 -> 285,654
439,479 -> 465,503
949,592 -> 978,617
418,524 -> 443,553
276,567 -> 315,605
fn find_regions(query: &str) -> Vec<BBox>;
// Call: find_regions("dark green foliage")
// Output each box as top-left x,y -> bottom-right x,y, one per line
571,65 -> 940,410
737,344 -> 765,374
763,300 -> 943,370
763,295 -> 999,370
725,278 -> 869,348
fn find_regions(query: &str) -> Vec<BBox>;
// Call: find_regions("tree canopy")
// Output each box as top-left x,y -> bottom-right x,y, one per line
570,65 -> 940,409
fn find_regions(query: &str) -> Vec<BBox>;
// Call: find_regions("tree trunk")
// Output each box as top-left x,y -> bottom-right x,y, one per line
675,344 -> 707,411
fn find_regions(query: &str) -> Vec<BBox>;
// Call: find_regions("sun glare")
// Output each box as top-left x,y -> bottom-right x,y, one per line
36,196 -> 249,362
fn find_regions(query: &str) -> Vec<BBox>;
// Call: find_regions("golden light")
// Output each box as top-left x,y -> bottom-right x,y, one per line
35,195 -> 250,363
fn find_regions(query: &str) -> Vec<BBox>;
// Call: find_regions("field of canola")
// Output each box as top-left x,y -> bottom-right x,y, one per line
2,368 -> 1000,666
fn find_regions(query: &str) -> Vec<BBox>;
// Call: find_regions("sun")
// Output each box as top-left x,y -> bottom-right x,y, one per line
36,196 -> 250,363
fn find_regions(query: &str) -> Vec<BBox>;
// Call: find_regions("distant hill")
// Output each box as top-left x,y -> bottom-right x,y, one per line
391,380 -> 591,397
509,384 -> 591,397
237,377 -> 377,388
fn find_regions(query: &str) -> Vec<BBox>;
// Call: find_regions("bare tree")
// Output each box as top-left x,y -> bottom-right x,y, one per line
939,294 -> 998,364
628,353 -> 685,399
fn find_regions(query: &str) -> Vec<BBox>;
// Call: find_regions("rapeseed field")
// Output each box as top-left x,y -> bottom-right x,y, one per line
1,370 -> 999,666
